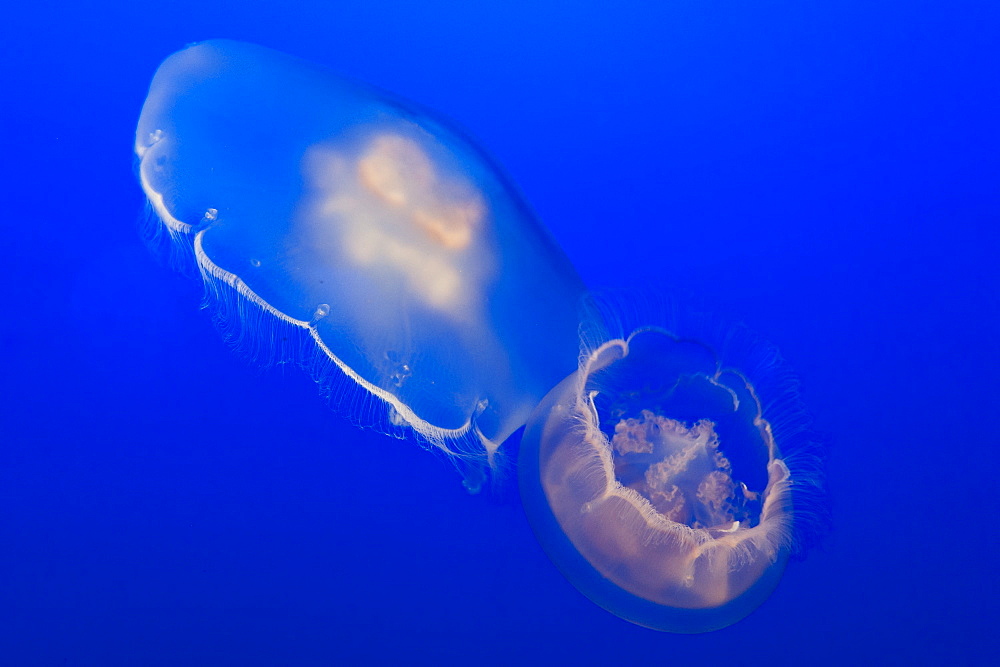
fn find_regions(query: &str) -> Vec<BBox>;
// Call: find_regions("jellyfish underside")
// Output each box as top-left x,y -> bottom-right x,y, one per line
134,40 -> 584,486
520,329 -> 793,633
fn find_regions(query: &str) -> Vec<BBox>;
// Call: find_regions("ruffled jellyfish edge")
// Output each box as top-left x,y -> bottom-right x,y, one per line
138,163 -> 502,493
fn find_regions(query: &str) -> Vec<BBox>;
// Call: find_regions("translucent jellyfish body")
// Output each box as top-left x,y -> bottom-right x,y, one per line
520,322 -> 820,632
135,40 -> 584,486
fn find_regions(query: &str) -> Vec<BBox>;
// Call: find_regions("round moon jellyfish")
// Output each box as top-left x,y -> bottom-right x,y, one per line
134,40 -> 584,489
519,306 -> 824,632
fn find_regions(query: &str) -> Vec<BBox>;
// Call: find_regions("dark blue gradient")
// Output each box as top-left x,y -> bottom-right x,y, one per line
1,1 -> 997,663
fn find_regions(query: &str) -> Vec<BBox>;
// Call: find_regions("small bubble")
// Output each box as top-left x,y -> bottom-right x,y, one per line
201,208 -> 218,223
462,475 -> 483,495
384,350 -> 413,387
250,258 -> 262,268
309,303 -> 330,325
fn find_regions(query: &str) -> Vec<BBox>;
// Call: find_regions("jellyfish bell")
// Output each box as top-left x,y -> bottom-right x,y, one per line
519,301 -> 825,632
135,40 -> 584,489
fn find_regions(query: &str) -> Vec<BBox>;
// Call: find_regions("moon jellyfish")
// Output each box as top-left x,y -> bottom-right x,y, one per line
135,40 -> 584,488
519,302 -> 824,632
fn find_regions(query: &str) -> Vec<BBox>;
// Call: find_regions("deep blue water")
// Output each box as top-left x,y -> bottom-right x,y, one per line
2,1 -> 998,664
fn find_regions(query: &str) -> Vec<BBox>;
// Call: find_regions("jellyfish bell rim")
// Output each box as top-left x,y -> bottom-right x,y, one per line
518,339 -> 793,633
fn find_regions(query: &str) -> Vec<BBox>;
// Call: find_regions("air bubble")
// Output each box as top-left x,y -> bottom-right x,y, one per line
309,303 -> 330,325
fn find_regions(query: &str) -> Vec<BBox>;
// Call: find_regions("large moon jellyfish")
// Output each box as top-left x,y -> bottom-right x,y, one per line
135,40 -> 585,488
135,40 -> 824,632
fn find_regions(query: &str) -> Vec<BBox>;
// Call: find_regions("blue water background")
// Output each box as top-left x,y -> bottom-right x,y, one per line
2,1 -> 998,663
